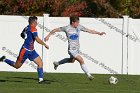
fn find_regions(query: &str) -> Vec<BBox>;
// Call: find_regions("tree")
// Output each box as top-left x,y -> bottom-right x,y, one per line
0,0 -> 140,18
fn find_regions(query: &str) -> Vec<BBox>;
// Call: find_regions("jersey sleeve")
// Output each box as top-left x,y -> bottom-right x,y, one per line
78,25 -> 86,32
30,26 -> 38,37
59,26 -> 67,32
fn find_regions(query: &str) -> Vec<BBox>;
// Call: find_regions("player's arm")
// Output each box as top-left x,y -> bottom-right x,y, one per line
31,26 -> 49,49
44,28 -> 61,41
35,37 -> 49,49
84,28 -> 106,35
20,27 -> 27,39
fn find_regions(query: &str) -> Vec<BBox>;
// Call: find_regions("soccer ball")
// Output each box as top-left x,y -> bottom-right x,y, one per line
109,76 -> 118,84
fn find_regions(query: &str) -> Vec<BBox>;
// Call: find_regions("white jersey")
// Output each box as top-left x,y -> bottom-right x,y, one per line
60,24 -> 86,51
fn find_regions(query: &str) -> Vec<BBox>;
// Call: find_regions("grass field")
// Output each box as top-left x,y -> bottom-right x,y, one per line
0,72 -> 140,93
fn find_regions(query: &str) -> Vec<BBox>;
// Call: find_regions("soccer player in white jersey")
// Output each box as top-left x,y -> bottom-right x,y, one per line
45,16 -> 106,80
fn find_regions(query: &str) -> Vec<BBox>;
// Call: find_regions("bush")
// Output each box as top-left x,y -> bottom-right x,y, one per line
0,0 -> 140,18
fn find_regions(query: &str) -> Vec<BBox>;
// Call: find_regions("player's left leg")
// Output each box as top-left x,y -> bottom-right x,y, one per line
53,57 -> 75,70
7,47 -> 28,69
0,56 -> 6,62
0,56 -> 23,69
75,55 -> 94,80
0,55 -> 16,66
53,50 -> 78,70
1,47 -> 28,69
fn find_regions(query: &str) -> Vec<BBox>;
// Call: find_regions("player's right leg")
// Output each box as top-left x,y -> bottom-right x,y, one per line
75,55 -> 94,80
68,49 -> 94,80
33,56 -> 51,84
33,56 -> 43,82
31,50 -> 50,84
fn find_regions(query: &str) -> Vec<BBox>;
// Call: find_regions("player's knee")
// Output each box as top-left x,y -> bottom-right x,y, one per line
15,66 -> 21,69
78,59 -> 84,64
79,61 -> 84,65
37,62 -> 43,68
14,62 -> 22,69
69,58 -> 75,63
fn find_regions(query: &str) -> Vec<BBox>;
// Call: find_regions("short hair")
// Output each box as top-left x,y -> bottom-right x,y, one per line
70,16 -> 79,24
28,16 -> 38,24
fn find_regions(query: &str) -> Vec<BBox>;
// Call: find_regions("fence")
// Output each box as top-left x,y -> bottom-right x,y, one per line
0,14 -> 140,75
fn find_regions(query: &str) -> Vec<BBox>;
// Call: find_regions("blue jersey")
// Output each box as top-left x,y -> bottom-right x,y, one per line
22,25 -> 38,50
16,25 -> 39,63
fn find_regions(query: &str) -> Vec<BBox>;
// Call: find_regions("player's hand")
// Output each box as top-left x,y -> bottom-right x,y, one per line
44,36 -> 49,42
44,44 -> 49,49
20,32 -> 26,39
99,32 -> 106,35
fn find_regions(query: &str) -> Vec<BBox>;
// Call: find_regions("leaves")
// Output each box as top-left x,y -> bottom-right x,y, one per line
0,0 -> 140,18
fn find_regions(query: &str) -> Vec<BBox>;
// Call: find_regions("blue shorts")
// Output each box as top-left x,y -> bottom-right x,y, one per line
17,47 -> 39,63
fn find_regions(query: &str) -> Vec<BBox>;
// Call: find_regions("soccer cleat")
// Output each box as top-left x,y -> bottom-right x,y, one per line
53,62 -> 59,70
88,75 -> 94,80
0,56 -> 6,62
38,80 -> 51,84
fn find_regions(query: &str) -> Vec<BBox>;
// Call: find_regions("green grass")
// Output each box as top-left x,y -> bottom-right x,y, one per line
0,72 -> 140,93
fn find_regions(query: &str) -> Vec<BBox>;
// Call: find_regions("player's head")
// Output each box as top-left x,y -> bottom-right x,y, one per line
28,16 -> 38,26
70,16 -> 79,28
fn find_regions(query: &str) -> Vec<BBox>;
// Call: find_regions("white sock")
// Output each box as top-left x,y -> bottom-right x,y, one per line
81,64 -> 91,77
39,78 -> 43,82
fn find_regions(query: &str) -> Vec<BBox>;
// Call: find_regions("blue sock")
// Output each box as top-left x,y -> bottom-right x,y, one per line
59,58 -> 70,65
4,59 -> 15,66
37,68 -> 43,79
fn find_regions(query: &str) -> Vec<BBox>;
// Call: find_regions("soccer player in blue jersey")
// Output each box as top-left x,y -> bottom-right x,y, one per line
0,16 -> 50,84
44,16 -> 106,80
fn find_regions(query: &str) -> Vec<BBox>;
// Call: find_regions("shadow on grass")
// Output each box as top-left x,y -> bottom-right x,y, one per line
12,76 -> 56,82
0,75 -> 66,84
0,79 -> 22,83
0,76 -> 56,84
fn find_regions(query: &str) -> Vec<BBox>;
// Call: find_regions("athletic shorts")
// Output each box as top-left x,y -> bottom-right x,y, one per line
17,47 -> 39,63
